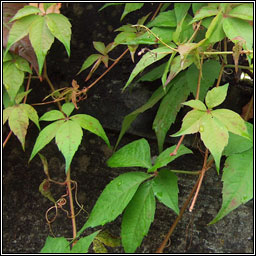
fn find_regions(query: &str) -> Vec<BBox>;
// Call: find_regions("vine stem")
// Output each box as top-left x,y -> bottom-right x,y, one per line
156,157 -> 214,253
66,168 -> 77,247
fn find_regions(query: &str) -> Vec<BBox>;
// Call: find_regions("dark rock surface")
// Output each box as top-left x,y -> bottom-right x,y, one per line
2,3 -> 253,254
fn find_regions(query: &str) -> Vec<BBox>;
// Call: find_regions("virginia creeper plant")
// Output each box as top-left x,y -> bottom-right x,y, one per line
2,2 -> 253,253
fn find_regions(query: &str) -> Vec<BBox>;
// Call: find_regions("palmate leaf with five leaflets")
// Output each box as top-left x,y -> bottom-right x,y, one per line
171,84 -> 250,172
30,103 -> 110,173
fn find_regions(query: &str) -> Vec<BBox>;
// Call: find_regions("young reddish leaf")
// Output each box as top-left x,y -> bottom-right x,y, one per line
209,148 -> 253,224
78,172 -> 151,235
70,114 -> 110,147
121,181 -> 155,253
199,114 -> 229,172
45,13 -> 71,57
182,99 -> 207,111
29,120 -> 64,162
29,16 -> 55,75
107,139 -> 152,169
8,105 -> 29,150
171,109 -> 206,137
55,120 -> 83,173
39,179 -> 55,203
205,83 -> 229,109
152,169 -> 179,214
212,109 -> 250,140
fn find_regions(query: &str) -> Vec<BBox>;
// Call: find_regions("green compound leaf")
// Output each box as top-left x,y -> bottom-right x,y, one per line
8,105 -> 29,150
107,139 -> 152,169
121,180 -> 155,253
78,172 -> 151,235
70,114 -> 110,147
212,109 -> 250,140
228,3 -> 253,21
209,148 -> 253,224
29,15 -> 55,75
20,103 -> 40,130
10,5 -> 41,22
40,236 -> 70,253
5,15 -> 40,56
171,109 -> 206,137
29,120 -> 64,162
55,120 -> 83,173
77,54 -> 102,75
3,61 -> 24,101
148,144 -> 192,173
71,231 -> 101,253
40,110 -> 65,121
182,99 -> 207,111
223,17 -> 253,50
62,102 -> 75,117
199,114 -> 229,172
205,83 -> 229,109
147,10 -> 177,28
152,169 -> 179,214
45,13 -> 71,57
223,122 -> 253,156
121,3 -> 144,21
123,46 -> 173,91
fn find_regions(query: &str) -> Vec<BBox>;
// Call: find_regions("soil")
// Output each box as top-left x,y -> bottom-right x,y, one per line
2,3 -> 253,254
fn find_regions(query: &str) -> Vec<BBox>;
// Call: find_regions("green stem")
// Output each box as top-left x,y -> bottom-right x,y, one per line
224,64 -> 253,70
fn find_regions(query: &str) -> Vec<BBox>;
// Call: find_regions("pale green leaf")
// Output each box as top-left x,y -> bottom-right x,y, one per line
123,46 -> 173,91
223,17 -> 253,50
62,102 -> 75,117
40,110 -> 64,121
192,3 -> 207,15
153,74 -> 191,152
212,109 -> 250,140
29,16 -> 55,75
77,54 -> 102,75
209,148 -> 253,224
146,10 -> 176,28
78,172 -> 151,235
228,4 -> 253,21
190,6 -> 218,24
45,13 -> 71,56
205,83 -> 229,109
121,3 -> 144,21
3,61 -> 24,101
29,120 -> 64,162
5,15 -> 40,55
93,41 -> 106,55
40,236 -> 70,253
71,231 -> 101,253
152,169 -> 179,214
10,6 -> 41,22
171,109 -> 206,137
3,106 -> 14,125
223,122 -> 253,156
148,145 -> 192,173
14,55 -> 32,73
182,100 -> 207,111
55,120 -> 83,173
8,105 -> 29,150
43,3 -> 57,13
70,114 -> 110,147
199,114 -> 229,172
121,181 -> 155,253
14,89 -> 32,105
174,3 -> 191,23
107,139 -> 152,169
20,103 -> 40,129
3,50 -> 12,62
